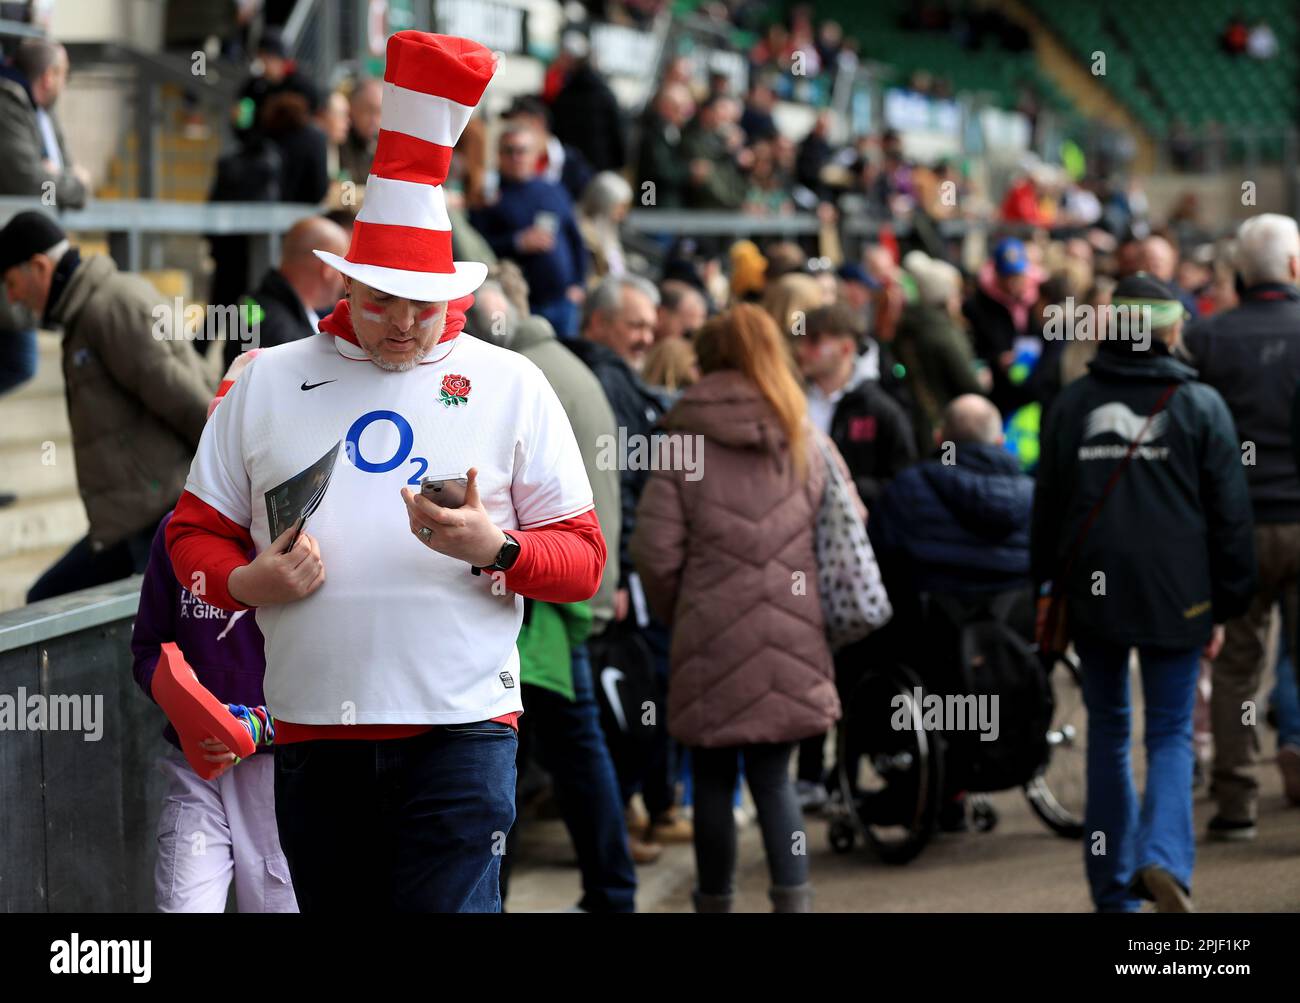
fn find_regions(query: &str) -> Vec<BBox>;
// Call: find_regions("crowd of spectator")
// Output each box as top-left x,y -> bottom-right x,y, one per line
3,4 -> 1300,917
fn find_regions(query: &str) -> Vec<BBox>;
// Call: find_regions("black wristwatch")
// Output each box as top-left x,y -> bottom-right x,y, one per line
472,532 -> 521,575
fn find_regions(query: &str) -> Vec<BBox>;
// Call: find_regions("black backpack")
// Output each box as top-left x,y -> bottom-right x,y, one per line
918,588 -> 1053,793
586,621 -> 659,761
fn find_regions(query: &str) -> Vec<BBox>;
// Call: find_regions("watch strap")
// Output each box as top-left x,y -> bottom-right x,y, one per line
473,532 -> 520,574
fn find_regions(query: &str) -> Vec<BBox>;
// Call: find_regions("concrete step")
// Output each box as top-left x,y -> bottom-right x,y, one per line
0,492 -> 87,562
0,436 -> 78,497
0,543 -> 69,611
1002,0 -> 1156,173
121,131 -> 222,155
97,182 -> 212,202
0,393 -> 70,444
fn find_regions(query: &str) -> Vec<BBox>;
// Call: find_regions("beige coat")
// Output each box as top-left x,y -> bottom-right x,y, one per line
512,315 -> 621,632
48,254 -> 212,547
630,370 -> 845,748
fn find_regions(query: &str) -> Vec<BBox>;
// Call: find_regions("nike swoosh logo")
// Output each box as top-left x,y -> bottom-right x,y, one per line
600,667 -> 628,732
300,379 -> 337,391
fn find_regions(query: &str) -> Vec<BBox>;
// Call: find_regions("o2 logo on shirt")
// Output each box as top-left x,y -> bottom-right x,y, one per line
345,410 -> 428,484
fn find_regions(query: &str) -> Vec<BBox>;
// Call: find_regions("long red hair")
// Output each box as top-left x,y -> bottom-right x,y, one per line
693,303 -> 809,479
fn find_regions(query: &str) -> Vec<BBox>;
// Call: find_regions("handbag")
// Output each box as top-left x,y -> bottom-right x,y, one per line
1037,383 -> 1180,658
814,433 -> 892,651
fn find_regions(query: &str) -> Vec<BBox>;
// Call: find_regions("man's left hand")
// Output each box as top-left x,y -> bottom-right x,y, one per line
401,467 -> 507,568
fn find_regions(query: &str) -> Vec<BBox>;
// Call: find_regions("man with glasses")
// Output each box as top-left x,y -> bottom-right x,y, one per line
471,123 -> 588,339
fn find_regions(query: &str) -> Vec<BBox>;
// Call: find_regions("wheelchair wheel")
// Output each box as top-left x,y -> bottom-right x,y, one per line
837,664 -> 943,865
1024,653 -> 1086,838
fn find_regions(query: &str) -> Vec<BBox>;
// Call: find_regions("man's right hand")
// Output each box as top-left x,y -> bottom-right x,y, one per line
515,226 -> 556,254
227,527 -> 325,607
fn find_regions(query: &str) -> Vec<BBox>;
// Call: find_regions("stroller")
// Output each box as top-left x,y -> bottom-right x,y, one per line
826,585 -> 1086,864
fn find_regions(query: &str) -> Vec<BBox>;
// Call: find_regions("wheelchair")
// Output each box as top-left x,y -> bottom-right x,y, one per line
826,587 -> 1086,865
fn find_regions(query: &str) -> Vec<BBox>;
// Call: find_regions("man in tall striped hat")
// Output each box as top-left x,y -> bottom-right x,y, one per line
166,32 -> 607,913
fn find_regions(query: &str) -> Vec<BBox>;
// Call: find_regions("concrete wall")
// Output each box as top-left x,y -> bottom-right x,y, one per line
58,68 -> 132,191
48,0 -> 163,47
0,582 -> 168,912
1144,166 -> 1288,232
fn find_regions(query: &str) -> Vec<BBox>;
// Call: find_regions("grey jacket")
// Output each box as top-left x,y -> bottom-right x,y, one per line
48,255 -> 212,547
0,69 -> 86,208
511,315 -> 621,632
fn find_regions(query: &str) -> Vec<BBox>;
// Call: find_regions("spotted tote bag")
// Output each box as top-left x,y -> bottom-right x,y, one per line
813,434 -> 892,651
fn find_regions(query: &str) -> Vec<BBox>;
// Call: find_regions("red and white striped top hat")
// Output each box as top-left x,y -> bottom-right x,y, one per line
314,31 -> 496,302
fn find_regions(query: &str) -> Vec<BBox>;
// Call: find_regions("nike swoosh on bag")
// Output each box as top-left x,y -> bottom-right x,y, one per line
600,666 -> 629,732
300,379 -> 338,391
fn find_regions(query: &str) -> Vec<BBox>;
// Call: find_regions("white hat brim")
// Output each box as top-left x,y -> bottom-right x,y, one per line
314,251 -> 488,302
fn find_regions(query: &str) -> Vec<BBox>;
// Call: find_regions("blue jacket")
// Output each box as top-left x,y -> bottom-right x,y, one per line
470,177 -> 587,305
869,441 -> 1033,598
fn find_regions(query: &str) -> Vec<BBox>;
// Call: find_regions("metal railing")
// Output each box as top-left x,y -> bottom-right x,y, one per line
0,197 -> 324,275
284,0 -> 352,94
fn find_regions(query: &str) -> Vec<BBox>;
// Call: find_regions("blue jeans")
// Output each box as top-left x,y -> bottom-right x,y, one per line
273,722 -> 517,912
534,297 -> 579,340
511,644 -> 637,912
1075,637 -> 1200,912
0,327 -> 37,396
1271,624 -> 1300,747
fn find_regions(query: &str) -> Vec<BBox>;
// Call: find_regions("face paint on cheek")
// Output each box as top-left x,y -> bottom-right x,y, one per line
361,301 -> 385,323
415,305 -> 439,329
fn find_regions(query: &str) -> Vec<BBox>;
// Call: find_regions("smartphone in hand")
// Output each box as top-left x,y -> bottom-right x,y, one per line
420,473 -> 468,509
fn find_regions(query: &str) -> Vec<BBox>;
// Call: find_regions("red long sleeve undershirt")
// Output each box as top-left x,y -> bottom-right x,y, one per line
166,490 -> 605,611
165,490 -> 605,742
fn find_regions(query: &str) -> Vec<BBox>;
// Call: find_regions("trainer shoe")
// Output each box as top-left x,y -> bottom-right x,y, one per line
1206,815 -> 1257,842
628,834 -> 663,865
648,808 -> 694,844
1136,866 -> 1194,913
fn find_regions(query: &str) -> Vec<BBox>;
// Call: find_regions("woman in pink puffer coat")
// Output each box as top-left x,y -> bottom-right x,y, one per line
631,303 -> 858,913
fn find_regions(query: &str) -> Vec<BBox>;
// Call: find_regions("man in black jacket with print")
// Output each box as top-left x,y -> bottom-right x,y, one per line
1032,273 -> 1255,911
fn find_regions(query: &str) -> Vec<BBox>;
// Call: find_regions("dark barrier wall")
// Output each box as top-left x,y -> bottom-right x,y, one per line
0,579 -> 170,912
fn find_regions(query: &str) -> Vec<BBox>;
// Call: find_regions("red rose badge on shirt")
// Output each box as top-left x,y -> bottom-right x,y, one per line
440,374 -> 471,408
